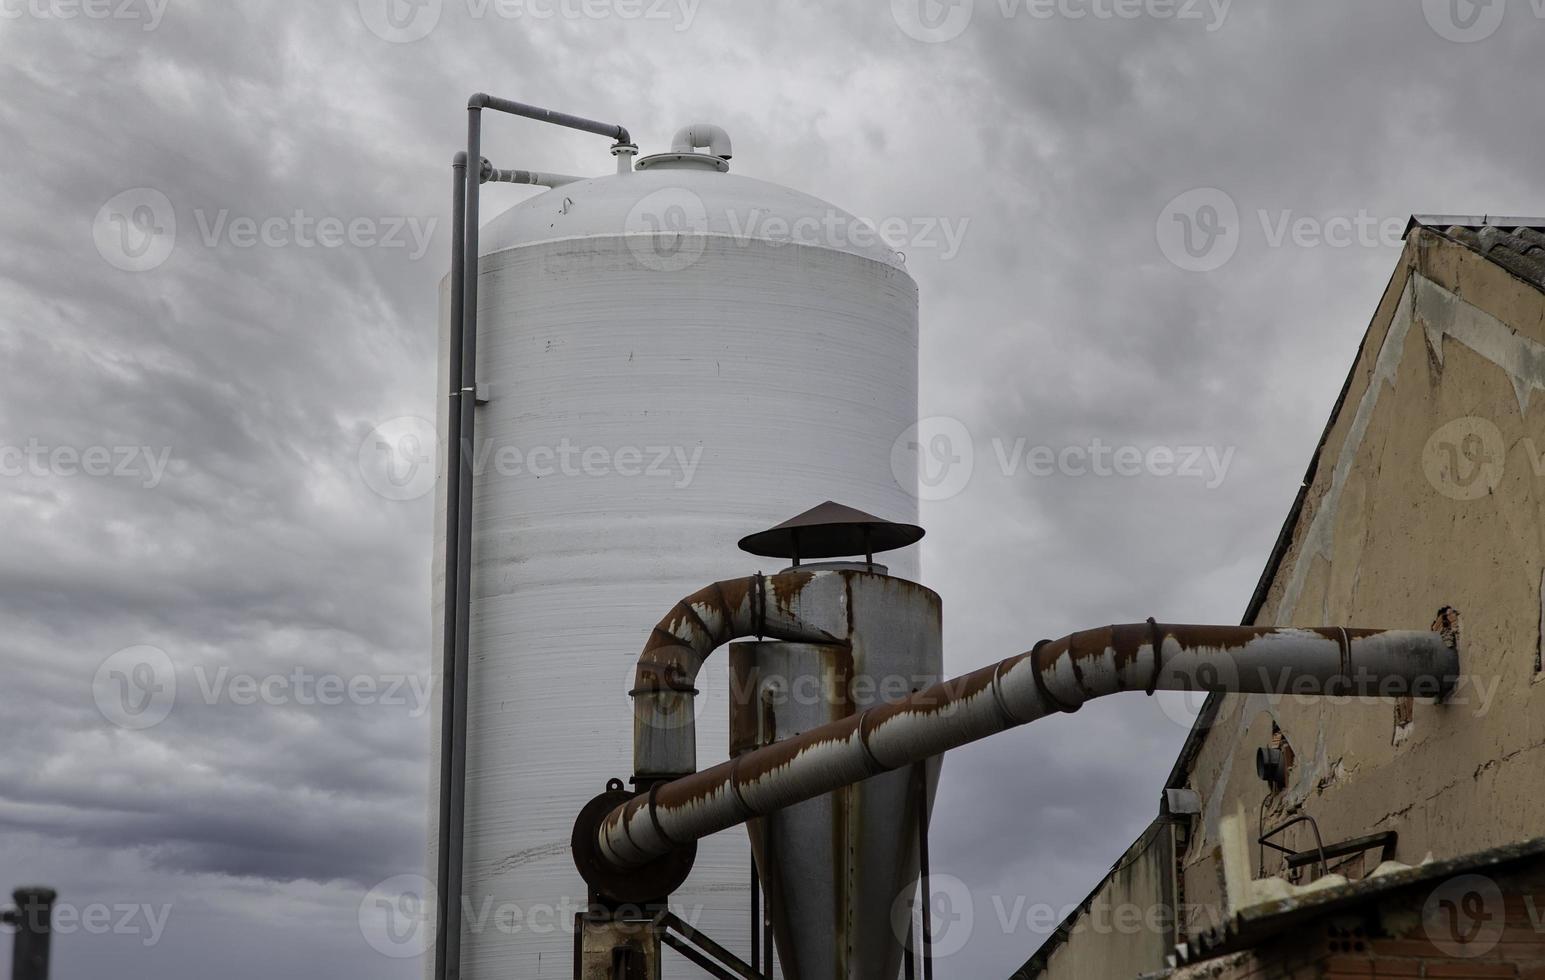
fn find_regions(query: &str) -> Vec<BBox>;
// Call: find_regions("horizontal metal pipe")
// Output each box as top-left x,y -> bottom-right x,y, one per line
601,623 -> 1458,870
467,93 -> 630,143
482,167 -> 582,187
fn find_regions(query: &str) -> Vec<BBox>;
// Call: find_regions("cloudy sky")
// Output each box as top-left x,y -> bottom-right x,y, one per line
2,0 -> 1542,977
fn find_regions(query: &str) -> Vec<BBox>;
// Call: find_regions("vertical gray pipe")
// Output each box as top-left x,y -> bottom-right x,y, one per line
915,765 -> 933,980
443,105 -> 482,980
437,95 -> 630,980
433,151 -> 467,980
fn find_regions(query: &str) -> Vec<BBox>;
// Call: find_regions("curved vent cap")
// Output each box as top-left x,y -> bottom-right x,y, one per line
738,501 -> 924,560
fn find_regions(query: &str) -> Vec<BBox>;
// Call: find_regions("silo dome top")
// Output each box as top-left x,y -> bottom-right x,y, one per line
477,166 -> 910,270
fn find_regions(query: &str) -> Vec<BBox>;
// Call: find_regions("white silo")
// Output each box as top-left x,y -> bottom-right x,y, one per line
430,124 -> 920,977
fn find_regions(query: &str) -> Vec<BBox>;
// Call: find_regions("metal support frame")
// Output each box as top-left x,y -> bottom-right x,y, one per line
761,897 -> 773,977
436,94 -> 631,980
1258,813 -> 1329,879
912,763 -> 935,980
1284,831 -> 1398,872
657,912 -> 767,980
573,909 -> 767,980
760,834 -> 772,970
662,935 -> 741,980
749,859 -> 760,972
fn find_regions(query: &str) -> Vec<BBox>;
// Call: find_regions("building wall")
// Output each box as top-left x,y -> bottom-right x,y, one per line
1175,229 -> 1545,937
1015,820 -> 1180,979
1172,861 -> 1545,979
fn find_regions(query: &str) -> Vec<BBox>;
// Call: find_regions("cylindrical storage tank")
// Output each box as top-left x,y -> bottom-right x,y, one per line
429,135 -> 920,977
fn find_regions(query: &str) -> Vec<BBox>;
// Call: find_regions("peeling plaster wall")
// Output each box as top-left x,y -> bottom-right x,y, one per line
1018,821 -> 1180,980
1177,229 -> 1545,939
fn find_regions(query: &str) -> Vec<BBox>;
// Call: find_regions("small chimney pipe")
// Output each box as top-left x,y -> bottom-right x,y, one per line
4,887 -> 55,980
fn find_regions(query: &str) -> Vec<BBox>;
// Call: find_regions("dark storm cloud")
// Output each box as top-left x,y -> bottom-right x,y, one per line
3,1 -> 1542,977
901,2 -> 1544,974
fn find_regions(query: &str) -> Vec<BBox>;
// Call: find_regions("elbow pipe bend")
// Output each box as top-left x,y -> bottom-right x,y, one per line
631,571 -> 843,781
671,123 -> 733,160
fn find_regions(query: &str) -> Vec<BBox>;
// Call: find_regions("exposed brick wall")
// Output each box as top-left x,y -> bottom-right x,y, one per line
1336,892 -> 1545,978
1175,876 -> 1545,980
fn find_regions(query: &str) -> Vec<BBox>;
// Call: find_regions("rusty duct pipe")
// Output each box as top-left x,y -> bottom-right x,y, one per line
604,623 -> 1457,870
632,572 -> 843,780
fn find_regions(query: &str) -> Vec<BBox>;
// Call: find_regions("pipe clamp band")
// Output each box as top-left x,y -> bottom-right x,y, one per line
1030,639 -> 1082,714
989,659 -> 1026,725
726,755 -> 756,820
645,783 -> 677,849
1145,617 -> 1165,697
